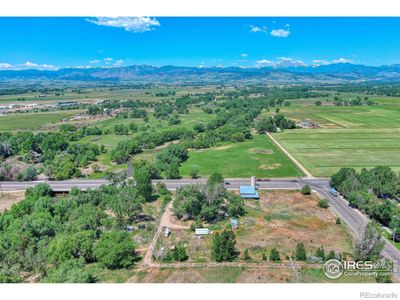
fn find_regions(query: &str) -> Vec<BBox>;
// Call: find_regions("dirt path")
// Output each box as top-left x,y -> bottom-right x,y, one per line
266,132 -> 314,178
142,201 -> 189,266
160,201 -> 189,230
138,259 -> 321,270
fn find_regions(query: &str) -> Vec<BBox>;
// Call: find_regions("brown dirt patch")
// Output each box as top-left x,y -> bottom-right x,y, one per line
214,145 -> 233,150
0,191 -> 25,212
258,163 -> 281,170
234,191 -> 354,258
236,267 -> 294,283
249,148 -> 274,155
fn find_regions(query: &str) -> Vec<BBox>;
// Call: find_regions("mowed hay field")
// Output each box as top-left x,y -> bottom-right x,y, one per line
180,134 -> 302,178
271,99 -> 400,176
0,110 -> 79,130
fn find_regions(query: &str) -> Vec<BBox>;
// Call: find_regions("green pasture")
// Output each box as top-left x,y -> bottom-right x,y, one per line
0,110 -> 79,130
273,128 -> 400,177
180,134 -> 301,178
269,96 -> 400,177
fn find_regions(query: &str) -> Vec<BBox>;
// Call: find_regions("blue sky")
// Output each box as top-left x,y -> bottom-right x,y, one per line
0,17 -> 399,70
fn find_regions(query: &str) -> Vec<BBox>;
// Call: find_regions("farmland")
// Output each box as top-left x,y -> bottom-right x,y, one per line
270,97 -> 400,176
0,110 -> 80,130
180,134 -> 301,178
0,85 -> 222,104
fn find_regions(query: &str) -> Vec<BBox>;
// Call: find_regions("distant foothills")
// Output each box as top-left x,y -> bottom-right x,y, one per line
2,63 -> 400,84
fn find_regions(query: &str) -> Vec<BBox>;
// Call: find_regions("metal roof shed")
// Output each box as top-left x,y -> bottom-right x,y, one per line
230,218 -> 238,229
239,186 -> 259,199
195,228 -> 212,235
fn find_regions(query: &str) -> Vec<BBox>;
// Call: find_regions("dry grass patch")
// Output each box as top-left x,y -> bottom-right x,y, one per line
235,190 -> 354,259
258,163 -> 281,170
249,148 -> 274,155
214,145 -> 233,150
0,192 -> 25,212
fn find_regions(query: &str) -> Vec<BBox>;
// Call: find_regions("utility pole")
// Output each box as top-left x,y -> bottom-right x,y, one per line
394,227 -> 398,244
0,182 -> 3,197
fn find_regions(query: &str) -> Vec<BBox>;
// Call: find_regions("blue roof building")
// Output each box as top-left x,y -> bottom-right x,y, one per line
239,186 -> 259,199
230,218 -> 238,229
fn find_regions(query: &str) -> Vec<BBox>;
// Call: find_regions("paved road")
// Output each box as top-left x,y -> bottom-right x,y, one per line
1,177 -> 399,279
0,177 -> 321,192
0,179 -> 109,192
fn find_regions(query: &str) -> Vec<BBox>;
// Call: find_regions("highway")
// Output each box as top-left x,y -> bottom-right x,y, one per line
0,177 -> 399,279
0,177 -> 324,192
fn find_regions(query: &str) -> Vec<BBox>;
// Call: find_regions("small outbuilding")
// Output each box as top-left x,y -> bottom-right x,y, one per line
239,186 -> 259,199
230,218 -> 238,229
195,228 -> 212,235
164,227 -> 171,237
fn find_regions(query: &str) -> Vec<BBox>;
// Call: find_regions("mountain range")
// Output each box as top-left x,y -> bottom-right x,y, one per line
2,63 -> 400,84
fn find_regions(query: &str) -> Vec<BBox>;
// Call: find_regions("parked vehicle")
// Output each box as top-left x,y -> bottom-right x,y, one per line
329,188 -> 339,196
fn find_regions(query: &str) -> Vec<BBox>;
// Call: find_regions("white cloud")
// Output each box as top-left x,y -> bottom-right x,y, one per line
21,61 -> 58,70
86,17 -> 160,33
332,57 -> 353,64
276,57 -> 305,67
40,64 -> 58,70
89,58 -> 124,67
22,61 -> 38,68
255,59 -> 274,67
270,29 -> 290,38
73,65 -> 95,69
0,63 -> 14,69
312,59 -> 330,66
312,58 -> 354,66
255,57 -> 306,68
113,59 -> 125,67
240,53 -> 248,58
250,25 -> 268,33
0,61 -> 58,71
277,57 -> 291,61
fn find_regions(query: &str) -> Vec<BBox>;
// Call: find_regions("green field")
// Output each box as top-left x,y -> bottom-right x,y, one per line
180,134 -> 301,178
94,108 -> 214,133
0,110 -> 79,130
271,97 -> 400,176
0,86 -> 221,104
75,134 -> 131,149
73,108 -> 215,176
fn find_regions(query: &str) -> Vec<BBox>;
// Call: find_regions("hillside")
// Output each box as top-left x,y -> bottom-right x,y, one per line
2,63 -> 400,84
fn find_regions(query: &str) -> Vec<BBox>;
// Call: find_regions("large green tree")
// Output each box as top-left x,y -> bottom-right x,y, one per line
94,231 -> 136,269
211,230 -> 237,262
354,221 -> 384,261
